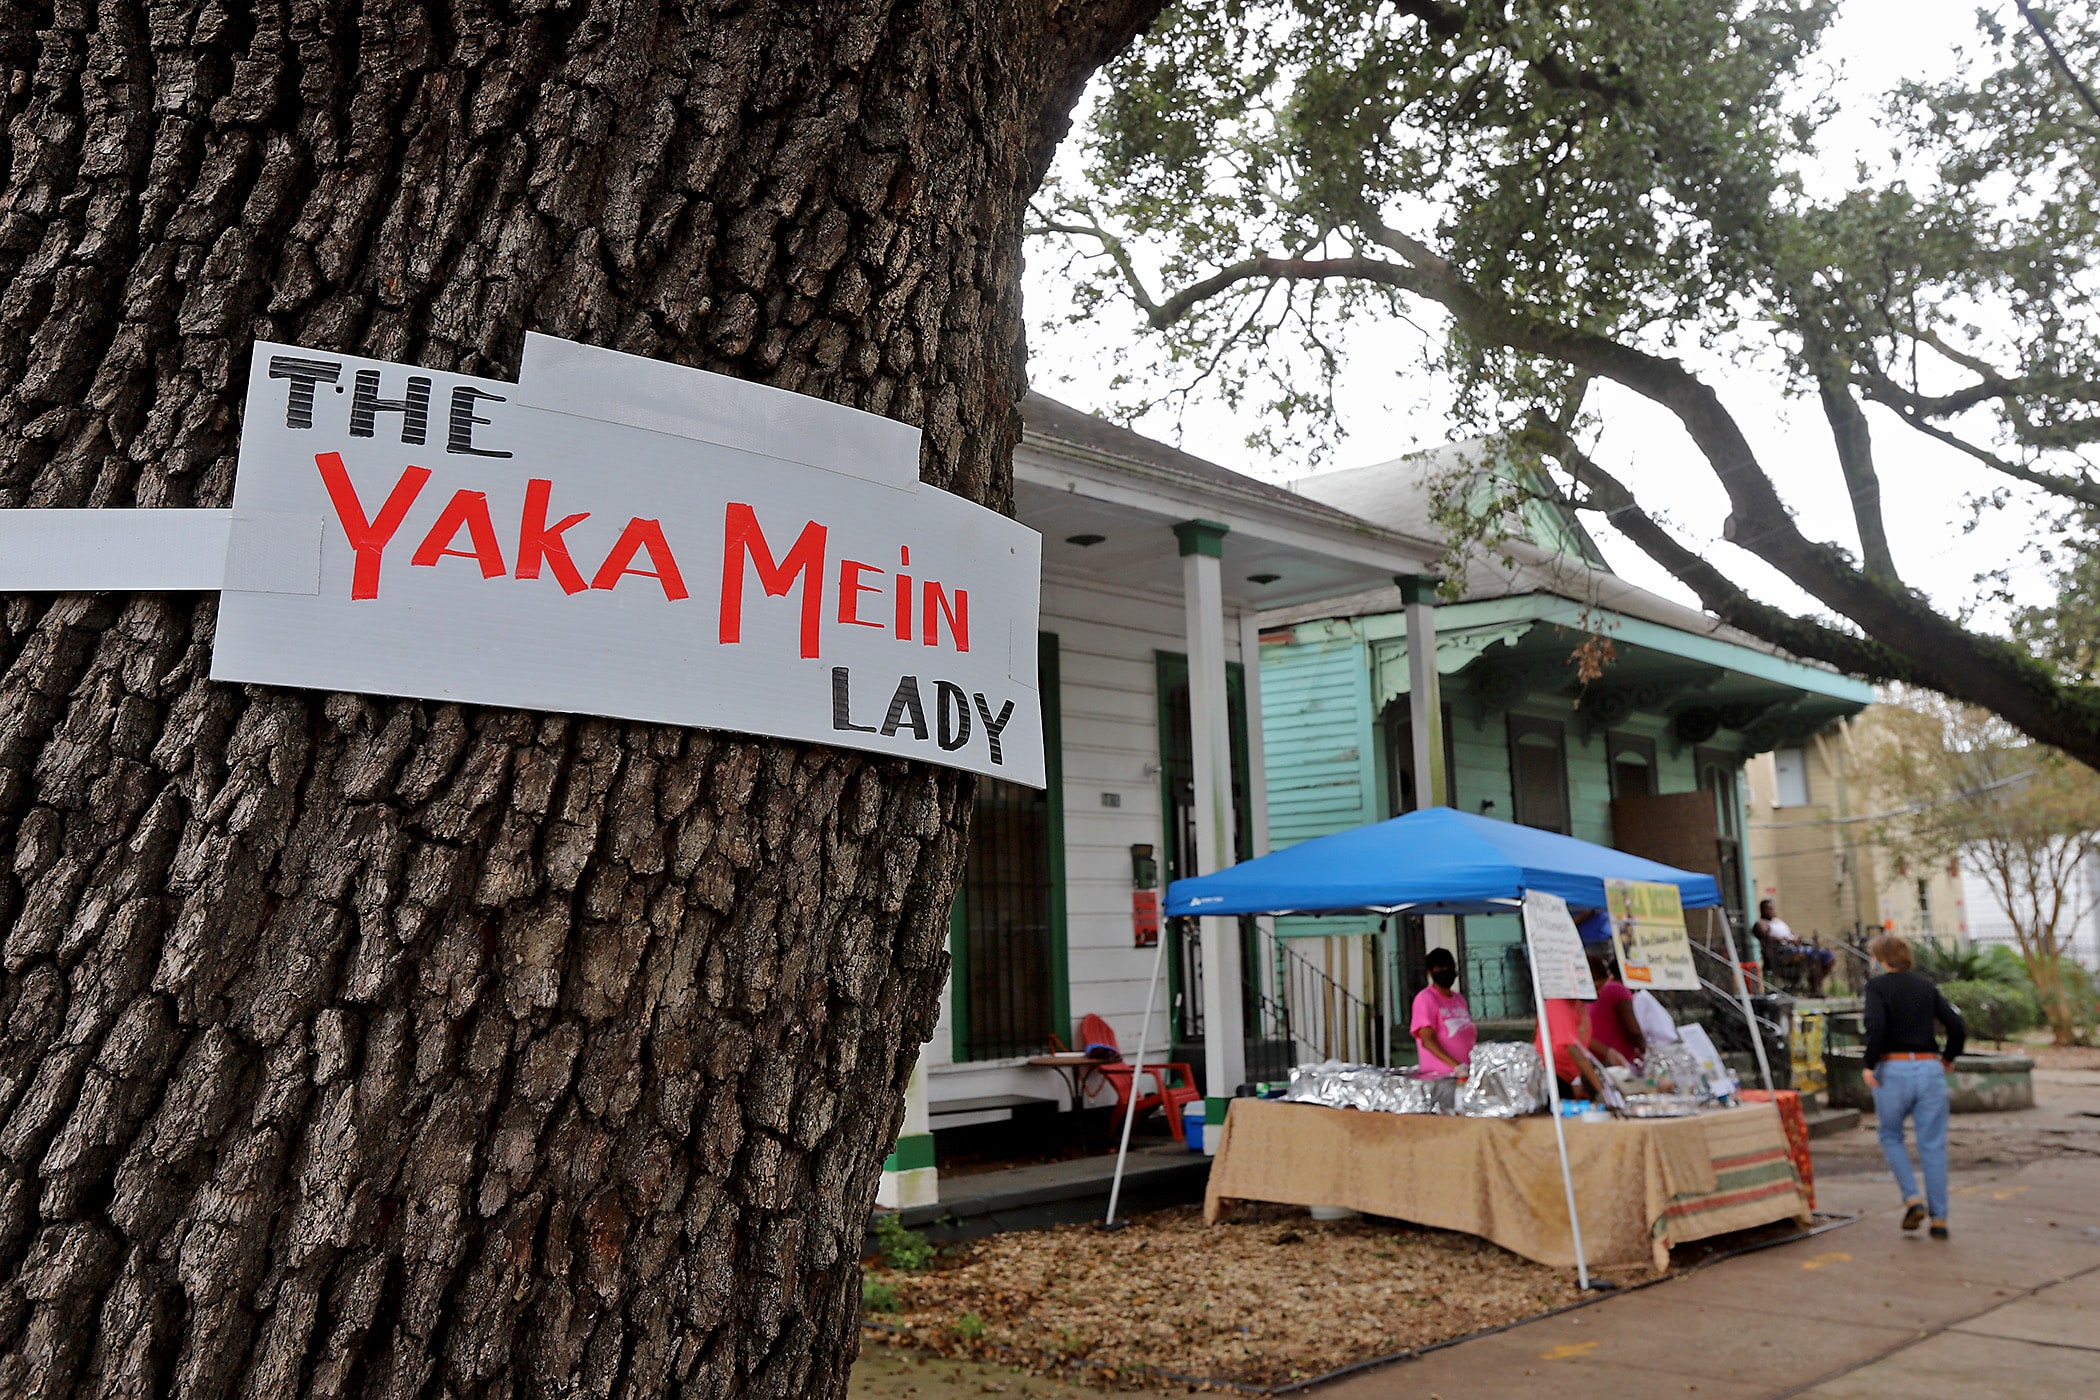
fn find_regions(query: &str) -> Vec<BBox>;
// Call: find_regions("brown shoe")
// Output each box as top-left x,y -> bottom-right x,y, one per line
1902,1201 -> 1926,1231
1928,1221 -> 1949,1240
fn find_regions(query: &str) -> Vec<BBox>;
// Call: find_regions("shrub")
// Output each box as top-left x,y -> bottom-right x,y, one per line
1938,979 -> 2041,1045
1912,940 -> 2026,987
954,1312 -> 987,1341
871,1213 -> 935,1271
860,1279 -> 899,1314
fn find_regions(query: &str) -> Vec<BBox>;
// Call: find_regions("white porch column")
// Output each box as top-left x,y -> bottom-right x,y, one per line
1237,610 -> 1272,861
1238,609 -> 1278,1076
1400,573 -> 1458,958
1177,520 -> 1246,1121
876,1061 -> 937,1208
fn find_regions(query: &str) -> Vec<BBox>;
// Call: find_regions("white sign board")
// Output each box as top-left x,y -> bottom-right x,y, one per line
1604,878 -> 1700,992
182,335 -> 1042,784
1522,890 -> 1596,1000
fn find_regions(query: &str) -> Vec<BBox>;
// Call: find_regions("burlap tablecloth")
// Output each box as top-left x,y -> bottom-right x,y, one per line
1203,1098 -> 1808,1272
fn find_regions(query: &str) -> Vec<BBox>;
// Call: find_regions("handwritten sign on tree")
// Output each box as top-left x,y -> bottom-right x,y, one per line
0,334 -> 1045,785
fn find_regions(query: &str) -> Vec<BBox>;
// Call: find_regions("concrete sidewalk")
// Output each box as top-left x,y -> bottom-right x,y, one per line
1322,1155 -> 2100,1399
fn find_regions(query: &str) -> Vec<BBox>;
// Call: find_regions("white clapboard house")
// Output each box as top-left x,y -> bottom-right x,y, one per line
879,397 -> 1441,1206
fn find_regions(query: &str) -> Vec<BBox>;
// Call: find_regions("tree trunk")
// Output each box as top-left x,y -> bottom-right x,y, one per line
0,3 -> 1156,1395
2021,943 -> 2077,1047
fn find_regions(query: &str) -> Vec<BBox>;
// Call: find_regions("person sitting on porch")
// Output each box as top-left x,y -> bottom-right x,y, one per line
1587,943 -> 1647,1068
1410,947 -> 1476,1077
1754,897 -> 1833,996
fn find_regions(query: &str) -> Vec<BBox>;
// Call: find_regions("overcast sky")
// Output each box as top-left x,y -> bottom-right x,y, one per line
1023,0 -> 2066,631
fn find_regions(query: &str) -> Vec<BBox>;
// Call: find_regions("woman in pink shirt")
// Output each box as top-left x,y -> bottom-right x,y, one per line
1587,943 -> 1647,1067
1411,947 -> 1477,1076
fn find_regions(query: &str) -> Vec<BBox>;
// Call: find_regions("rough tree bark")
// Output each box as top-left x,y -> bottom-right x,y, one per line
0,2 -> 1158,1395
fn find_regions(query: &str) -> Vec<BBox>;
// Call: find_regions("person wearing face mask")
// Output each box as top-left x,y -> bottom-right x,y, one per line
1411,947 -> 1477,1077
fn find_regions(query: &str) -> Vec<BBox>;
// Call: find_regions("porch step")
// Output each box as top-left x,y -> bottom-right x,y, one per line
890,1144 -> 1209,1241
928,1093 -> 1061,1131
1805,1106 -> 1861,1139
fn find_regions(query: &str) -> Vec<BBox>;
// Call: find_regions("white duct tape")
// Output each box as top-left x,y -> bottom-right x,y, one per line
0,507 -> 321,594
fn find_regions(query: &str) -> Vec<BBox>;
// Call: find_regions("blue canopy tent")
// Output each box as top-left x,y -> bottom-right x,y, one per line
1116,811 -> 1765,1281
1151,808 -> 1763,1290
1163,806 -> 1722,919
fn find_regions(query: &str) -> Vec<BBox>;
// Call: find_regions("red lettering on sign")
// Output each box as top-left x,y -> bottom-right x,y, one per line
895,545 -> 913,640
923,583 -> 969,652
720,502 -> 827,659
315,451 -> 432,600
516,478 -> 590,594
838,560 -> 886,628
591,518 -> 688,600
411,490 -> 508,578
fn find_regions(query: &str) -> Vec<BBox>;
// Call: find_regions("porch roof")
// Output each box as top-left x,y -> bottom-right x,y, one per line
1358,592 -> 1875,706
1261,448 -> 1875,735
1016,394 -> 1443,610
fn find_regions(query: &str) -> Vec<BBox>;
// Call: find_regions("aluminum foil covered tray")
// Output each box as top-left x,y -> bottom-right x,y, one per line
1456,1042 -> 1547,1118
1617,1093 -> 1704,1119
1284,1061 -> 1455,1114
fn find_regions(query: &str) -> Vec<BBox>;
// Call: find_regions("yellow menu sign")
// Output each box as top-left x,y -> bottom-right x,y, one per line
1604,879 -> 1699,991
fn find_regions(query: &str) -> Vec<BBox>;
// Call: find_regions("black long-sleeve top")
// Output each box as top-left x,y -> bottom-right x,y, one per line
1863,969 -> 1966,1068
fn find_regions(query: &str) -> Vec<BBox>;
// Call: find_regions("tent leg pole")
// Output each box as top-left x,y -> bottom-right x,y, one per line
1380,917 -> 1391,1068
1718,908 -> 1776,1096
1105,919 -> 1172,1228
1526,917 -> 1591,1291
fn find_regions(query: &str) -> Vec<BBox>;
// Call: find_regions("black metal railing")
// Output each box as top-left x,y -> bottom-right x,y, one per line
1460,946 -> 1536,1023
1170,917 -> 1297,1088
1173,921 -> 1205,1044
1245,979 -> 1297,1084
1270,936 -> 1382,1065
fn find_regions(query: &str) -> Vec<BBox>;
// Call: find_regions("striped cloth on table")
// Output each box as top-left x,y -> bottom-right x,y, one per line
1655,1101 -> 1811,1259
1740,1087 -> 1816,1208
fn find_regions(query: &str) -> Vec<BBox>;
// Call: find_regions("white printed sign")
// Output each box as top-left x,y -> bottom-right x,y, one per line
1604,878 -> 1700,992
0,334 -> 1045,784
1522,890 -> 1596,1001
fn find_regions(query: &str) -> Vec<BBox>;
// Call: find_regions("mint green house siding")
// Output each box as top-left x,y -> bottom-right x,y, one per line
1259,623 -> 1380,941
1261,624 -> 1380,846
1565,723 -> 1612,849
1257,596 -> 1875,991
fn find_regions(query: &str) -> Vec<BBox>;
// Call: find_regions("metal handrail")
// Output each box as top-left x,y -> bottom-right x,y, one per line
1689,939 -> 1788,1037
1271,936 -> 1380,1065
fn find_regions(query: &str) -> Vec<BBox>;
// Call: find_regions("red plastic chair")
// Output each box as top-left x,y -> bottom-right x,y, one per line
1075,1014 -> 1202,1144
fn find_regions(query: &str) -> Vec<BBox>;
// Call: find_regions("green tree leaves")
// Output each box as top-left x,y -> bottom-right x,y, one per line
1038,1 -> 2100,769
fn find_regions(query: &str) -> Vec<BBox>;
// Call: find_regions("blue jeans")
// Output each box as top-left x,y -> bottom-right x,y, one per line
1873,1058 -> 1950,1221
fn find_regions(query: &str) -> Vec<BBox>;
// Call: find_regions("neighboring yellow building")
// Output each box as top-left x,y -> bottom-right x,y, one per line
1743,709 -> 1969,961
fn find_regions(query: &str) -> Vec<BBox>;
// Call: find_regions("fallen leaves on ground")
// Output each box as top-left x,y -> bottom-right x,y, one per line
2026,1043 -> 2100,1072
861,1205 -> 1584,1390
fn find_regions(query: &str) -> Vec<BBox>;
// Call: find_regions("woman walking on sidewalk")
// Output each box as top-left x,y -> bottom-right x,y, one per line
1863,934 -> 1966,1240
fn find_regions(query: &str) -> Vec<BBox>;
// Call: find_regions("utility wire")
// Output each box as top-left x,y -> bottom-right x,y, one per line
1747,768 -> 2036,831
2014,0 -> 2100,126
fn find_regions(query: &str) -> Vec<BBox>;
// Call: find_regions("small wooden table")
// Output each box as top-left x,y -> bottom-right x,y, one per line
1025,1053 -> 1103,1112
